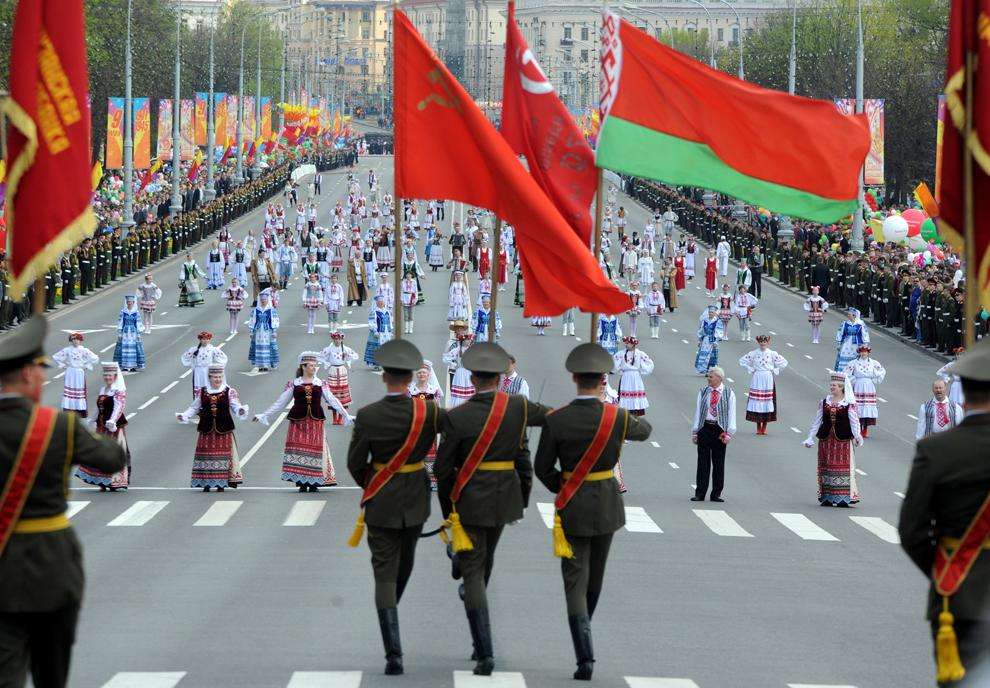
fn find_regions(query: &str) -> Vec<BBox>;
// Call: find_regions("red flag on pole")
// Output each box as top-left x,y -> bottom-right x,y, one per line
393,9 -> 629,317
3,0 -> 95,298
501,1 -> 596,245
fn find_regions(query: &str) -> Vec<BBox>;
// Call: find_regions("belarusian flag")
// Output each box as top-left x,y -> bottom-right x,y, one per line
596,12 -> 871,223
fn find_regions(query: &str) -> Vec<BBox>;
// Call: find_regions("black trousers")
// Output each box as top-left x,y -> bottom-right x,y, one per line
930,617 -> 990,687
750,270 -> 762,298
367,524 -> 423,610
459,525 -> 504,611
695,422 -> 727,499
561,533 -> 613,618
0,604 -> 79,688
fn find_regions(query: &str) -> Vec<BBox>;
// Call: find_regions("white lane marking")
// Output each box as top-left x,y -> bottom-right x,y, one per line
878,397 -> 887,403
668,462 -> 679,469
193,501 -> 244,527
855,468 -> 868,476
670,328 -> 678,333
454,670 -> 527,688
54,371 -> 65,379
160,312 -> 168,316
283,500 -> 326,526
138,395 -> 159,410
681,339 -> 689,344
287,672 -> 364,688
786,342 -> 794,347
180,369 -> 192,379
536,502 -> 555,528
241,412 -> 289,467
769,330 -> 777,335
771,513 -> 839,541
99,673 -> 187,688
626,678 -> 701,688
693,509 -> 753,537
100,343 -> 115,353
575,336 -> 582,341
160,381 -> 179,394
125,412 -> 137,420
347,310 -> 353,315
753,321 -> 762,326
43,381 -> 51,386
661,318 -> 668,323
894,491 -> 905,499
790,426 -> 802,434
66,501 -> 90,518
225,333 -> 236,342
650,441 -> 660,448
107,500 -> 170,526
850,516 -> 899,544
624,506 -> 662,533
804,354 -> 813,360
726,377 -> 734,383
907,413 -> 918,420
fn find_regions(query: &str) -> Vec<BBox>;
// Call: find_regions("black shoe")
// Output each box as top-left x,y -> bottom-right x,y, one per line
377,608 -> 403,675
710,496 -> 724,503
466,608 -> 494,676
568,614 -> 594,681
690,496 -> 705,501
308,485 -> 319,492
202,487 -> 210,492
298,485 -> 307,493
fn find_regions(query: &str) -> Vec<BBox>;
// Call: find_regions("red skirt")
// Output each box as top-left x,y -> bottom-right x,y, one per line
191,430 -> 242,488
281,417 -> 336,485
326,365 -> 352,425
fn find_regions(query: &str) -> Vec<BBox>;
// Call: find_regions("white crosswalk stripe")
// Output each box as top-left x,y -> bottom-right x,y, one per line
454,670 -> 526,688
66,501 -> 89,518
283,500 -> 325,526
849,516 -> 899,543
99,672 -> 186,688
193,501 -> 243,527
771,513 -> 839,541
624,506 -> 662,533
107,501 -> 169,527
626,678 -> 701,688
693,509 -> 753,537
536,502 -> 555,529
286,671 -> 363,688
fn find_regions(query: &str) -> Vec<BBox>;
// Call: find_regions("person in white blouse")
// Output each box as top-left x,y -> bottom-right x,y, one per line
690,366 -> 736,502
613,337 -> 655,414
915,378 -> 964,439
842,345 -> 886,438
180,332 -> 229,398
715,236 -> 731,276
52,332 -> 99,416
803,370 -> 863,506
738,335 -> 788,435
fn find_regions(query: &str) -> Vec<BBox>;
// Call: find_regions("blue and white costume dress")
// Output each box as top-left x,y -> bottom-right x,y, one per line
247,295 -> 280,369
365,305 -> 394,366
113,297 -> 147,371
695,316 -> 723,374
834,310 -> 869,371
597,315 -> 623,355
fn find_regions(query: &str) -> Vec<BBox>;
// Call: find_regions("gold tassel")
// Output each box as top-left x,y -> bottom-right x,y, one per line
449,510 -> 474,552
347,511 -> 366,548
553,513 -> 574,559
936,597 -> 966,684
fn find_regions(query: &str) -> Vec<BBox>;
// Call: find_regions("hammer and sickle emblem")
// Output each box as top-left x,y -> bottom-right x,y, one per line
417,69 -> 462,112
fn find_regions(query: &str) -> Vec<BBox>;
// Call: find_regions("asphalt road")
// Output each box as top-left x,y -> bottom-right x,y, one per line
24,155 -> 944,688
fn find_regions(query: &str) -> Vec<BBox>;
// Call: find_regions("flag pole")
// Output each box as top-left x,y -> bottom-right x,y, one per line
392,0 -> 403,340
963,50 -> 977,347
489,218 -> 502,341
589,167 -> 604,341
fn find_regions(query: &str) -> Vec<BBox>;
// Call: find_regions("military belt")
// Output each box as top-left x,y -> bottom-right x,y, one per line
476,461 -> 515,470
372,461 -> 424,473
14,513 -> 71,534
561,469 -> 614,481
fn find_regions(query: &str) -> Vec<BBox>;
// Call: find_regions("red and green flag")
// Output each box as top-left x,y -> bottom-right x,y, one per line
596,12 -> 871,223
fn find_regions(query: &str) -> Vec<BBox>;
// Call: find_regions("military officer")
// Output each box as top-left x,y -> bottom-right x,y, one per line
434,342 -> 550,676
345,339 -> 441,676
0,316 -> 127,688
534,343 -> 653,680
899,338 -> 990,686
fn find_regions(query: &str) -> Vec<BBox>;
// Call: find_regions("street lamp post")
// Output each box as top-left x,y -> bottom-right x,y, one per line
204,20 -> 216,202
122,0 -> 134,232
234,26 -> 246,186
252,27 -> 262,178
684,0 -> 716,68
788,0 -> 797,95
279,30 -> 286,132
714,0 -> 743,79
623,5 -> 675,47
850,0 -> 865,252
170,8 -> 183,217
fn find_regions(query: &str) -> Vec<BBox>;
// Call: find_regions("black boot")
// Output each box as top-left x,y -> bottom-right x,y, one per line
466,608 -> 494,676
377,608 -> 403,676
568,614 -> 594,680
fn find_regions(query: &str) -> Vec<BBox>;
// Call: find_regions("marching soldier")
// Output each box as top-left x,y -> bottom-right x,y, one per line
346,339 -> 442,676
899,338 -> 990,686
534,343 -> 653,680
434,342 -> 550,676
0,316 -> 127,688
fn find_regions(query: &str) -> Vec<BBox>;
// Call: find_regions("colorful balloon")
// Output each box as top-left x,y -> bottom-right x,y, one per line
920,217 -> 939,242
882,214 -> 909,244
901,208 -> 926,236
907,234 -> 928,251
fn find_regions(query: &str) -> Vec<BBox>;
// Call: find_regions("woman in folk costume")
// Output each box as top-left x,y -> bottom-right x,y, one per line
843,345 -> 885,437
178,252 -> 205,307
476,271 -> 493,307
804,286 -> 829,344
471,294 -> 502,342
330,229 -> 346,272
53,332 -> 99,417
428,229 -> 446,271
223,277 -> 249,336
597,313 -> 623,355
218,226 -> 232,263
560,308 -> 576,337
674,250 -> 687,291
696,306 -> 723,374
626,281 -> 643,337
136,273 -> 163,332
447,247 -> 469,273
375,272 -> 395,312
643,281 -> 666,340
376,228 -> 393,270
302,251 -> 321,287
254,351 -> 352,491
324,273 -> 346,332
685,238 -> 697,280
477,241 -> 492,278
530,314 -> 552,336
181,331 -> 228,398
833,307 -> 869,372
408,359 -> 444,490
613,336 -> 655,415
113,295 -> 146,372
176,363 -> 248,492
717,283 -> 734,340
319,331 -> 360,424
739,335 -> 788,435
621,243 -> 639,284
442,331 -> 476,408
76,362 -> 130,491
732,285 -> 759,342
314,239 -> 331,289
704,250 -> 718,297
362,238 -> 380,292
247,288 -> 281,370
301,272 -> 326,335
365,295 -> 394,369
230,241 -> 249,286
637,250 -> 655,290
206,240 -> 225,289
448,270 -> 471,322
400,270 -> 419,335
400,239 -> 426,304
803,370 -> 863,506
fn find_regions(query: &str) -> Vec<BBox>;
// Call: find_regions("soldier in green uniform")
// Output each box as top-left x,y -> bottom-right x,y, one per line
899,339 -> 990,686
535,343 -> 653,680
0,316 -> 127,688
435,342 -> 550,676
346,339 -> 442,676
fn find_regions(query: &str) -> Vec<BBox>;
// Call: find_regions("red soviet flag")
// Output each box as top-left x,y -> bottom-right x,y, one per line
501,1 -> 596,245
4,0 -> 95,298
393,9 -> 629,316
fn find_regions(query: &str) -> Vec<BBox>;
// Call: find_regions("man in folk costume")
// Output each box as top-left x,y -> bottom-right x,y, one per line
52,333 -> 99,417
435,343 -> 551,676
324,273 -> 345,332
345,340 -> 442,676
534,343 -> 652,680
275,237 -> 298,290
736,260 -> 752,292
613,337 -> 654,416
739,335 -> 789,435
499,355 -> 530,399
399,270 -> 418,335
320,332 -> 360,425
181,332 -> 228,399
136,273 -> 163,332
843,345 -> 885,438
690,366 -> 737,502
175,363 -> 249,491
347,253 -> 368,307
899,341 -> 990,685
916,379 -> 964,440
248,247 -> 276,306
223,277 -> 249,336
804,285 -> 829,344
471,295 -> 502,343
716,235 -> 731,276
644,281 -> 666,340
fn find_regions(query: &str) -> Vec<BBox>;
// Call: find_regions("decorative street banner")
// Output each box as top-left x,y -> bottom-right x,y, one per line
835,98 -> 885,186
225,94 -> 238,147
242,96 -> 256,141
260,96 -> 272,139
133,97 -> 151,169
214,92 -> 228,147
105,97 -> 124,169
195,92 -> 208,146
156,99 -> 173,160
935,94 -> 946,201
180,98 -> 195,160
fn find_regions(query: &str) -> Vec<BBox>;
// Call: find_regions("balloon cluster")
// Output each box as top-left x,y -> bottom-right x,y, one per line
880,207 -> 943,250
